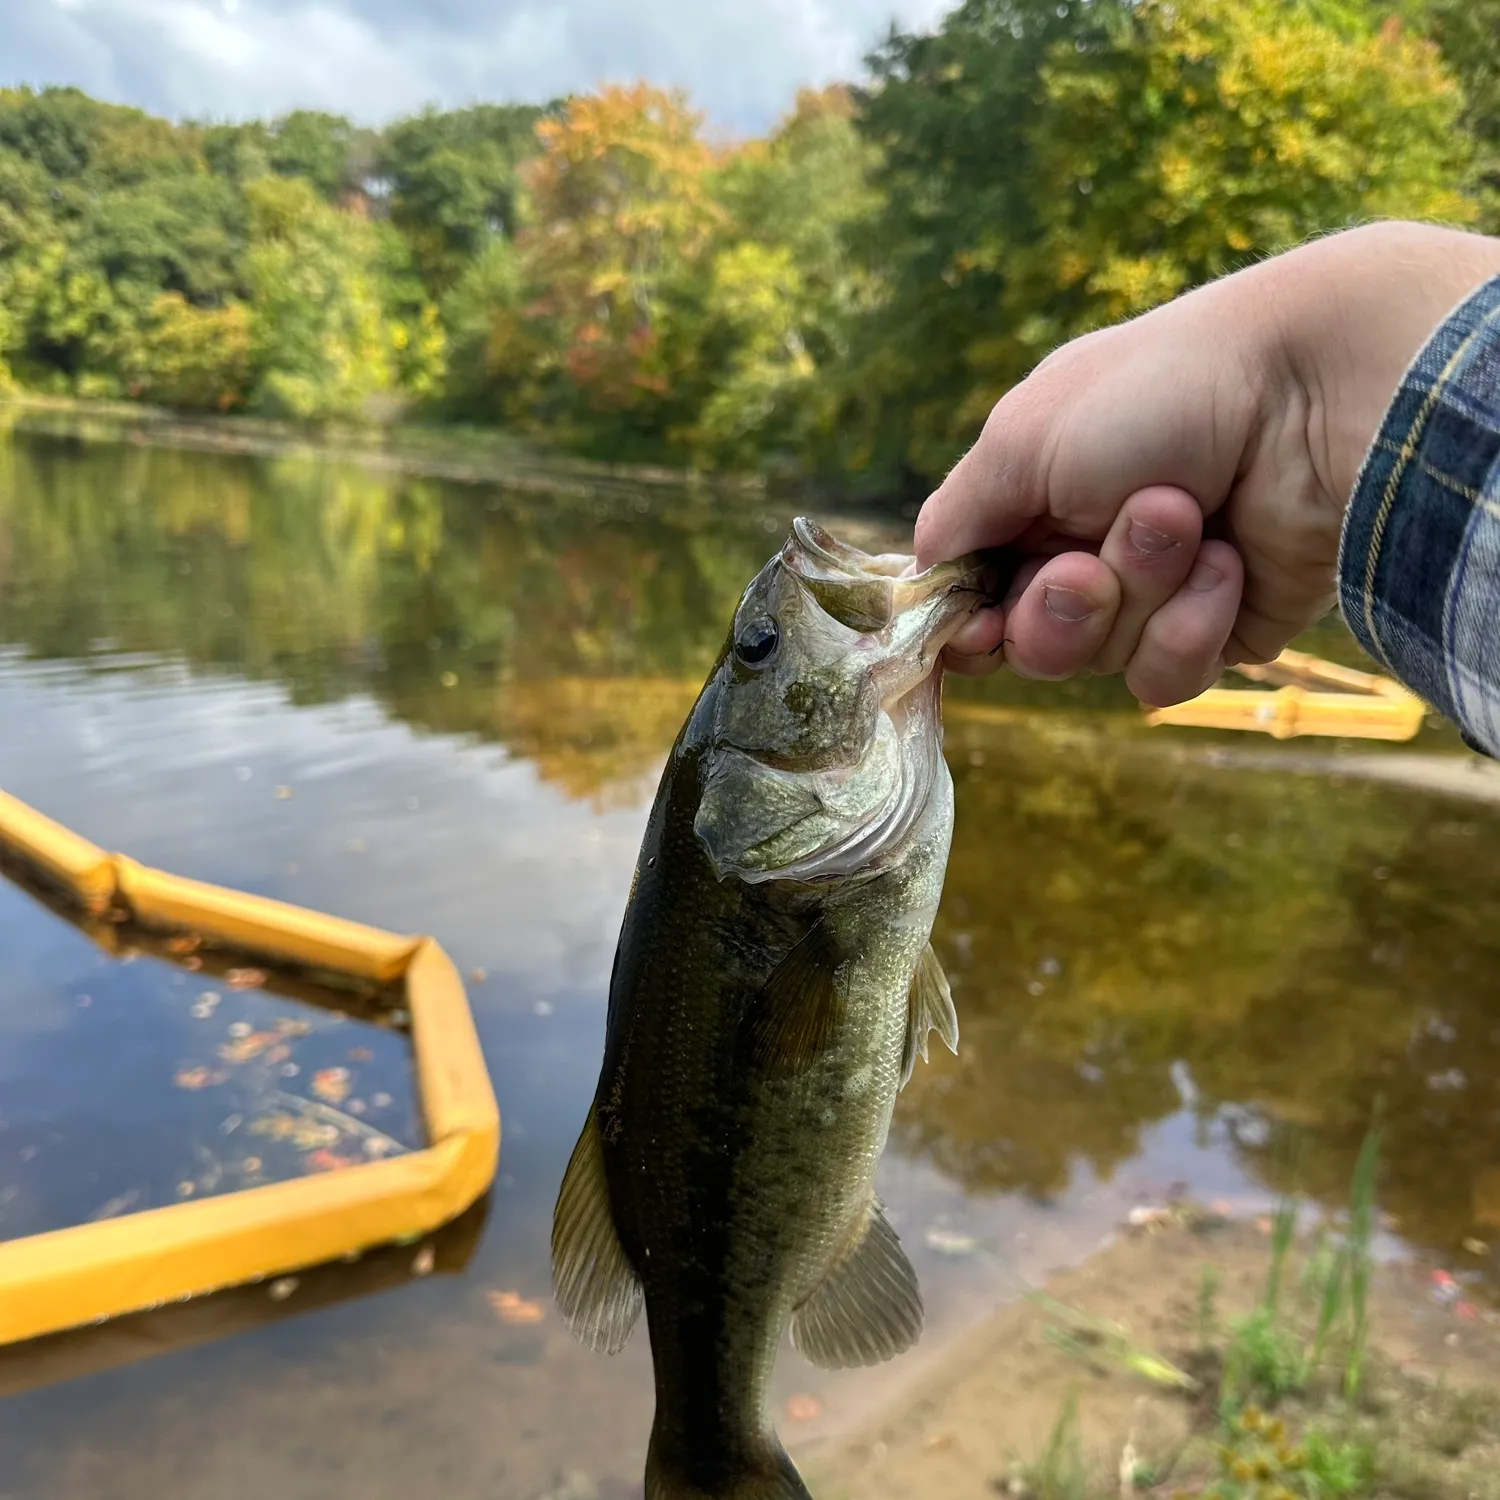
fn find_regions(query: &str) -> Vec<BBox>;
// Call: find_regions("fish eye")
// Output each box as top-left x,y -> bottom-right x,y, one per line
733,617 -> 779,668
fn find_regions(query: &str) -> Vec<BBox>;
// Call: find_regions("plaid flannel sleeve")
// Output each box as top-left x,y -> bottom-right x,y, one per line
1338,273 -> 1500,758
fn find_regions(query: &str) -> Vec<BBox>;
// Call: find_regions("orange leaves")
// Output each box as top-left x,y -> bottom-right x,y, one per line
513,85 -> 722,416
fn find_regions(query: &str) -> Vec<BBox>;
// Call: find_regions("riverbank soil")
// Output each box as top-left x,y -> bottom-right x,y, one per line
806,1215 -> 1500,1500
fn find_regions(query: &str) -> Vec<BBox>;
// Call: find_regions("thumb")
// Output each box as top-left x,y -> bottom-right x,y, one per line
913,379 -> 1055,570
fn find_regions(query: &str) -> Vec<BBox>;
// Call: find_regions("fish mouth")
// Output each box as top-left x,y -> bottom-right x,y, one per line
781,516 -> 998,650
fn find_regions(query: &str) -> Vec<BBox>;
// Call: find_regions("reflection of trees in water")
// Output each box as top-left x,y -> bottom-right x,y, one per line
8,424 -> 1500,1267
897,717 -> 1500,1267
0,425 -> 772,796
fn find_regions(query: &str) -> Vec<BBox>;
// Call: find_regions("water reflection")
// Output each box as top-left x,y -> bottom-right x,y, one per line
2,410 -> 1499,1496
908,714 -> 1500,1267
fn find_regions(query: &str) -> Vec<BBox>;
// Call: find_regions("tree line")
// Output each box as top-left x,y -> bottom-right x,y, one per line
0,0 -> 1494,494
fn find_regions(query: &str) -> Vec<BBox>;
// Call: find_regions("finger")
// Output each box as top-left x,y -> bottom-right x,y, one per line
1124,541 -> 1244,707
1090,486 -> 1203,674
1003,553 -> 1121,680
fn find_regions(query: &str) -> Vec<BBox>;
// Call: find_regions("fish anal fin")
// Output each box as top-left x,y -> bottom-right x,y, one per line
900,941 -> 958,1089
550,1111 -> 643,1354
790,1198 -> 923,1369
744,922 -> 844,1075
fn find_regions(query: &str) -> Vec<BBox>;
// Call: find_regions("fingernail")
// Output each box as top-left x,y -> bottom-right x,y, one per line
1042,585 -> 1102,623
1128,520 -> 1177,556
1188,558 -> 1224,593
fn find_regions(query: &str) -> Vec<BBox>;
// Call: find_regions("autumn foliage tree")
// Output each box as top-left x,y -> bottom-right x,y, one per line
0,2 -> 1494,488
475,85 -> 722,452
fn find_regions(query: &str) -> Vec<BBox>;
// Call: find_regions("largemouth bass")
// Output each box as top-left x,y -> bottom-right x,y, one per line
552,518 -> 991,1500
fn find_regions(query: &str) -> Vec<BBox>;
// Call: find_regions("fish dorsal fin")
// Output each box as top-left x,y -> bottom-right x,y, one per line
790,1197 -> 923,1369
900,942 -> 959,1089
744,921 -> 844,1075
551,1112 -> 643,1353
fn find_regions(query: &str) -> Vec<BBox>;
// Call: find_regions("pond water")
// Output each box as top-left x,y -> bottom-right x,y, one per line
2,408 -> 1500,1499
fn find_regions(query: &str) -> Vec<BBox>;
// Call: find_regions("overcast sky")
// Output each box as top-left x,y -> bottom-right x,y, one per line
6,0 -> 952,135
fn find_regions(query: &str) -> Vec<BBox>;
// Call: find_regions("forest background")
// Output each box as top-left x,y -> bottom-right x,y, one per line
1,0 -> 1496,499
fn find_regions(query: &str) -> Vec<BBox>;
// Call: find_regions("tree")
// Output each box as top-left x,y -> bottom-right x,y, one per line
266,110 -> 366,202
377,104 -> 548,292
998,0 -> 1474,371
242,175 -> 398,422
849,0 -> 1476,487
490,85 -> 722,452
130,293 -> 253,411
1405,0 -> 1500,226
674,87 -> 881,471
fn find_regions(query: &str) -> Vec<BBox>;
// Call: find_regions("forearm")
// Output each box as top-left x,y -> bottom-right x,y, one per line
1337,269 -> 1500,755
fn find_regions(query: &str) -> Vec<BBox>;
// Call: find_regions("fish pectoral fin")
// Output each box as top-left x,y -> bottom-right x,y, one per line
744,921 -> 844,1075
790,1197 -> 923,1369
550,1112 -> 643,1354
900,941 -> 959,1089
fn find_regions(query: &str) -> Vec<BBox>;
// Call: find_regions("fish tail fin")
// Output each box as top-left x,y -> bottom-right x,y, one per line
645,1424 -> 812,1500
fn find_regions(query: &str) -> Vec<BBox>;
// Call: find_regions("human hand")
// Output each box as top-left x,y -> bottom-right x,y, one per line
915,221 -> 1500,705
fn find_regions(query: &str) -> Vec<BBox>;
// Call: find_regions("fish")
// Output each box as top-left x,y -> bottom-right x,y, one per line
551,517 -> 995,1500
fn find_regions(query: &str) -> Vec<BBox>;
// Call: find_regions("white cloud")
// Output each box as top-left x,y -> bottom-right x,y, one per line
4,0 -> 954,132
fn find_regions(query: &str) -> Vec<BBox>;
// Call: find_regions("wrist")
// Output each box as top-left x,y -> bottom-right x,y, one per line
1266,221 -> 1500,511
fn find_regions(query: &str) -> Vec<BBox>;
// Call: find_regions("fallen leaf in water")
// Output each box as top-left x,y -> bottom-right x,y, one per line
227,967 -> 268,990
786,1394 -> 822,1422
470,968 -> 488,984
90,1191 -> 142,1221
487,1289 -> 546,1325
312,1066 -> 352,1104
175,1066 -> 227,1090
219,1032 -> 281,1064
277,1019 -> 312,1038
371,1092 -> 392,1109
349,1047 -> 373,1063
241,1156 -> 263,1174
306,1148 -> 359,1172
413,1245 -> 436,1277
176,1181 -> 195,1198
250,1113 -> 340,1150
268,1277 -> 298,1301
166,933 -> 203,955
1463,1237 -> 1490,1256
274,785 -> 293,800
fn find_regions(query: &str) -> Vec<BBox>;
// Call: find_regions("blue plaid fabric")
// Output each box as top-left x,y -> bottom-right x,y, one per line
1338,274 -> 1500,758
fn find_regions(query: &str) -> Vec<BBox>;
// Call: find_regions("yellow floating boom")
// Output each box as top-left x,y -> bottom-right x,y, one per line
0,787 -> 499,1348
1143,648 -> 1426,742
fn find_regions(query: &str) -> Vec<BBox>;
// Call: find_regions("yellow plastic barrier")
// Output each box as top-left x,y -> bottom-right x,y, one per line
1143,648 -> 1427,742
0,788 -> 499,1348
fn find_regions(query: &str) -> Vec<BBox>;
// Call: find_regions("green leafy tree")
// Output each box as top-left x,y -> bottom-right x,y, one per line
849,0 -> 1476,487
377,104 -> 548,292
1405,0 -> 1500,226
243,175 -> 398,421
674,87 -> 881,472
